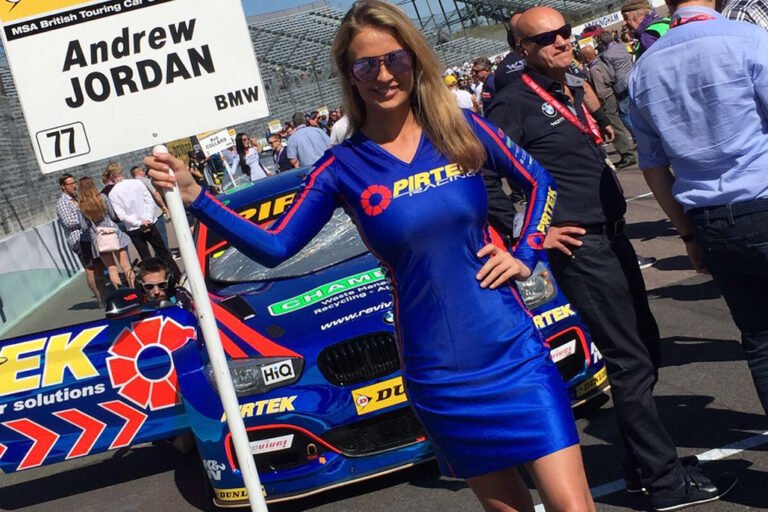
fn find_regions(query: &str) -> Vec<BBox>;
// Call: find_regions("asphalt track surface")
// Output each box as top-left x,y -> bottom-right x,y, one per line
2,159 -> 767,512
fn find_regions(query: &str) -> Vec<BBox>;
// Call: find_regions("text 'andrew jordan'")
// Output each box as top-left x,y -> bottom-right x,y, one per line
62,19 -> 214,108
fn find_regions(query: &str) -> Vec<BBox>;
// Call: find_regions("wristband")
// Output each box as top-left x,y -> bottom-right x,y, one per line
680,233 -> 694,243
589,107 -> 610,128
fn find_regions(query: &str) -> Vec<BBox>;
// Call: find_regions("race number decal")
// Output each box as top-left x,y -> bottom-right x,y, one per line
35,122 -> 90,164
0,0 -> 268,173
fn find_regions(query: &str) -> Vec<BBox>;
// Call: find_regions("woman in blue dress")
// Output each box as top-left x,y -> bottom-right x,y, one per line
146,2 -> 594,510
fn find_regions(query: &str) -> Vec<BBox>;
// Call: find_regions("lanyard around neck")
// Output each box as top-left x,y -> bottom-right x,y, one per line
670,14 -> 716,28
521,73 -> 603,145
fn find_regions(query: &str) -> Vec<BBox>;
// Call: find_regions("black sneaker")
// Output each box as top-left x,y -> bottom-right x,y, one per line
625,455 -> 700,495
650,466 -> 737,511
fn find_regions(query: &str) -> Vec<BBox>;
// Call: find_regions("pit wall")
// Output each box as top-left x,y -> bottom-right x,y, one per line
0,219 -> 82,338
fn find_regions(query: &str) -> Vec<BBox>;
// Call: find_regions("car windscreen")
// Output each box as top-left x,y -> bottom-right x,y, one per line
208,209 -> 368,283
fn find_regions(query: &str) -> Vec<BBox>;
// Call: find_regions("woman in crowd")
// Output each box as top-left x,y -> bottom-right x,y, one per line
146,2 -> 593,510
78,176 -> 133,289
235,132 -> 270,182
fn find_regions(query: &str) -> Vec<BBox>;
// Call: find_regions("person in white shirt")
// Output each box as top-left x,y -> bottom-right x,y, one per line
107,162 -> 180,277
330,115 -> 351,144
130,165 -> 170,246
221,146 -> 238,170
444,74 -> 476,111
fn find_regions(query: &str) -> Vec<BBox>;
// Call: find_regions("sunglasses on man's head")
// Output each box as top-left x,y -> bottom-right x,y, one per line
140,279 -> 169,292
523,24 -> 572,46
350,49 -> 414,83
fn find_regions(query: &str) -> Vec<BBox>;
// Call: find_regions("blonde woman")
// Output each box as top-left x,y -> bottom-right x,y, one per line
78,177 -> 134,289
146,1 -> 593,510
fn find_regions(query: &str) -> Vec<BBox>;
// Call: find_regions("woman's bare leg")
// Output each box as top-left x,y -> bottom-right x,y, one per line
466,466 -> 535,512
465,445 -> 594,512
118,248 -> 134,287
524,445 -> 595,512
101,252 -> 121,288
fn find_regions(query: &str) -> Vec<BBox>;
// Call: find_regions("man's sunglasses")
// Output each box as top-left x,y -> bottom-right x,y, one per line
350,49 -> 414,83
139,279 -> 169,292
523,24 -> 572,46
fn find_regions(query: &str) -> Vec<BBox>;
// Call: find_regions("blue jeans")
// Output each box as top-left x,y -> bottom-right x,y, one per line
689,199 -> 768,414
155,216 -> 169,248
618,96 -> 634,136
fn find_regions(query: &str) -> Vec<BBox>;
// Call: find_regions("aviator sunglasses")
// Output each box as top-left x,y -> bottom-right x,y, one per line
350,49 -> 414,83
139,279 -> 169,292
523,24 -> 572,46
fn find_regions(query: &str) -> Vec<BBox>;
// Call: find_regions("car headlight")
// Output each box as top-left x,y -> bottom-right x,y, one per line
518,262 -> 556,310
205,357 -> 304,397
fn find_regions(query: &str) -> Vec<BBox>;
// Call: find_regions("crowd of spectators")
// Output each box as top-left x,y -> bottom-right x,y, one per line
55,162 -> 180,307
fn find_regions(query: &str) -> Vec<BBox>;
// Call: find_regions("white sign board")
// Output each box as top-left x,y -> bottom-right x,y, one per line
198,128 -> 234,158
573,0 -> 667,35
0,0 -> 269,173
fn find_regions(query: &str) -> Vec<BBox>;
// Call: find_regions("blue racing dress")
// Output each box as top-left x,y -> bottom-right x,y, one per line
190,111 -> 578,478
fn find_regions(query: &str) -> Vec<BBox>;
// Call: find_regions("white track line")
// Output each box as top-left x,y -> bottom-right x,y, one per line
533,430 -> 768,511
626,192 -> 655,202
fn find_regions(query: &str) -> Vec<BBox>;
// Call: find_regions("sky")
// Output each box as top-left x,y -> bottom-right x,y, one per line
242,0 -> 421,20
243,0 -> 352,17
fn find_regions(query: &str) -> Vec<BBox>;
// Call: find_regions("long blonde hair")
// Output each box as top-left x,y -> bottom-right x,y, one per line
78,176 -> 107,224
331,0 -> 486,172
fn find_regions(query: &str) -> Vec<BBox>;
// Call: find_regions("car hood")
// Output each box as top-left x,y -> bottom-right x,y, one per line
209,253 -> 394,361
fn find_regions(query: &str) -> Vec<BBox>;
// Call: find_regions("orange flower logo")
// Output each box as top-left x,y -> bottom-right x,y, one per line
107,316 -> 196,411
360,185 -> 392,216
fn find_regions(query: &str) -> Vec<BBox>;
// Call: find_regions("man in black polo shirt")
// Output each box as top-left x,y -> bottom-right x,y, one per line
487,6 -> 732,511
494,13 -> 526,93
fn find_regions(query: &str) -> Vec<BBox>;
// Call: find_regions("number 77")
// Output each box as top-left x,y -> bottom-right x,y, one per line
46,127 -> 76,158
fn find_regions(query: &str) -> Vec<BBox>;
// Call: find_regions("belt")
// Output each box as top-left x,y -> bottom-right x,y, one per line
687,198 -> 768,221
580,219 -> 626,238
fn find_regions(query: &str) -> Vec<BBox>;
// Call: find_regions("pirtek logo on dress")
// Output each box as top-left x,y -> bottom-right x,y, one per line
359,163 -> 474,216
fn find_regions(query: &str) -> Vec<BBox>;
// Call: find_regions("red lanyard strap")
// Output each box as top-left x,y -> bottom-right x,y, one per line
521,73 -> 603,145
670,14 -> 716,28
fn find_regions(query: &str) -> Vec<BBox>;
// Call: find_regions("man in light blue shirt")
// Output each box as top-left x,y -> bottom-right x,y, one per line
286,111 -> 332,168
630,0 -> 768,423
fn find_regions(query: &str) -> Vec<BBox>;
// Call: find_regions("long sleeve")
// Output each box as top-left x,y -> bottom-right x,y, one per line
590,63 -> 613,102
56,197 -> 80,229
109,184 -> 143,231
141,186 -> 156,220
468,112 -> 557,272
110,193 -> 139,229
189,154 -> 340,267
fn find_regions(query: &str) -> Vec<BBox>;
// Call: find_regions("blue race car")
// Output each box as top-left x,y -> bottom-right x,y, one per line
0,168 -> 607,508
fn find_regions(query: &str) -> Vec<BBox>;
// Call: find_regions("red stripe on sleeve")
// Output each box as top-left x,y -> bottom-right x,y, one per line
472,114 -> 539,254
268,156 -> 335,234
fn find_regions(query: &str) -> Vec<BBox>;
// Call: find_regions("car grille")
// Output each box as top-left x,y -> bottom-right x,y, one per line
322,406 -> 427,456
318,332 -> 400,386
548,327 -> 587,382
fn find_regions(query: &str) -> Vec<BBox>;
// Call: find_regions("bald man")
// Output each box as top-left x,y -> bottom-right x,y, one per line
486,6 -> 729,510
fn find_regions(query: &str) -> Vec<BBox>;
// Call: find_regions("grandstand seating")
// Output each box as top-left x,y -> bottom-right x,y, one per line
240,0 -> 614,134
245,2 -> 510,129
454,0 -> 618,25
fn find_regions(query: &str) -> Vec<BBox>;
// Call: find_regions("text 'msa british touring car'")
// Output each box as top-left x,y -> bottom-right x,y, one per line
0,168 -> 608,508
